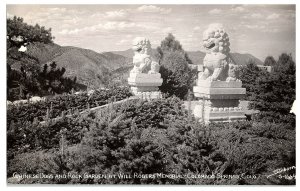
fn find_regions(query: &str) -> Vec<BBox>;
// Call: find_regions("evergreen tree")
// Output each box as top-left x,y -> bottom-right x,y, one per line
250,53 -> 295,125
264,56 -> 276,67
7,16 -> 53,52
157,33 -> 195,99
7,16 -> 53,100
236,60 -> 268,100
7,16 -> 78,100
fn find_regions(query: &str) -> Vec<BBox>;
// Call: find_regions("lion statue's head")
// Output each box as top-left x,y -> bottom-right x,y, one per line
132,37 -> 151,55
203,23 -> 230,55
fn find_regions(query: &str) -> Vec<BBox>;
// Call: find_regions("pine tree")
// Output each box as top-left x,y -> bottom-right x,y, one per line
157,33 -> 195,99
236,60 -> 268,100
264,56 -> 276,67
250,53 -> 295,125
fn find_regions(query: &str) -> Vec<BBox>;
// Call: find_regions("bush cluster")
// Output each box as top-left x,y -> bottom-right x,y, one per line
8,97 -> 295,185
7,86 -> 132,126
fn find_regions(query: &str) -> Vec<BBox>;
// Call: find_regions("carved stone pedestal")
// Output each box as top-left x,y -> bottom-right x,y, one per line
128,73 -> 163,99
193,80 -> 246,123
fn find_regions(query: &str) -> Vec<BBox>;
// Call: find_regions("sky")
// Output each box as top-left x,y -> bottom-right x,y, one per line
7,4 -> 295,61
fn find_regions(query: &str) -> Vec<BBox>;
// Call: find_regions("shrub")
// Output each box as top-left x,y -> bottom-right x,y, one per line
207,121 -> 295,185
7,97 -> 295,185
7,86 -> 132,126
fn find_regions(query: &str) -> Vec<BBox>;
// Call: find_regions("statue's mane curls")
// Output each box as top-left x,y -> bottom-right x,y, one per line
203,23 -> 230,54
132,37 -> 151,52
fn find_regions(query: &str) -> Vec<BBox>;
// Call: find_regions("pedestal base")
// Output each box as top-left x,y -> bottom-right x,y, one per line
193,80 -> 246,123
128,73 -> 163,99
132,90 -> 162,99
194,103 -> 246,123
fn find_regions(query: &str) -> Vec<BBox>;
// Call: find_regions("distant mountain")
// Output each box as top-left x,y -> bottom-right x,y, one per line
110,49 -> 134,59
185,51 -> 206,66
230,52 -> 263,66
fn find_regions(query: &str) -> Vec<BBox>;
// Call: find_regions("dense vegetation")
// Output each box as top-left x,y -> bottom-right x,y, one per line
250,53 -> 295,124
7,61 -> 80,101
237,53 -> 295,125
7,97 -> 295,185
7,86 -> 132,126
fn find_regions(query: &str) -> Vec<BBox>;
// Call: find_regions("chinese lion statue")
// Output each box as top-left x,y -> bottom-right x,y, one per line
198,23 -> 238,81
130,37 -> 160,74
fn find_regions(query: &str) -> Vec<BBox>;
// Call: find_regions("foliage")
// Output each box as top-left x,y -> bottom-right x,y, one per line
7,16 -> 53,51
7,62 -> 78,101
7,16 -> 53,73
37,62 -> 78,95
206,121 -> 295,185
156,34 -> 195,99
250,53 -> 295,125
236,60 -> 268,99
264,56 -> 276,67
7,112 -> 94,158
7,16 -> 53,65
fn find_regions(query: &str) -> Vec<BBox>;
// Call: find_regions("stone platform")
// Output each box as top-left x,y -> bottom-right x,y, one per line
193,80 -> 246,123
128,73 -> 163,99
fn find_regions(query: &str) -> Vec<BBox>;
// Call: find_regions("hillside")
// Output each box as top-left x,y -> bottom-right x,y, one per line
24,43 -> 132,88
230,52 -> 263,66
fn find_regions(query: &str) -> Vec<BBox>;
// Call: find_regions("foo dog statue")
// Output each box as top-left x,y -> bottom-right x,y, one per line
130,37 -> 160,74
198,24 -> 238,82
193,24 -> 246,123
128,37 -> 163,99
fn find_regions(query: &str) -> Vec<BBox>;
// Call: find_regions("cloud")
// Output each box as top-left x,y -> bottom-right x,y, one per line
6,12 -> 14,18
116,39 -> 130,45
267,13 -> 280,20
21,7 -> 85,28
243,24 -> 280,33
262,28 -> 279,33
105,9 -> 128,18
151,40 -> 160,46
231,6 -> 245,12
193,26 -> 201,31
162,27 -> 173,34
48,7 -> 67,12
58,21 -> 159,35
103,21 -> 135,30
137,5 -> 171,14
244,24 -> 262,29
242,13 -> 263,19
59,28 -> 81,35
250,13 -> 263,19
208,9 -> 222,15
